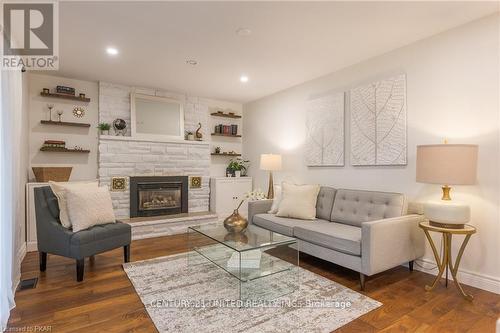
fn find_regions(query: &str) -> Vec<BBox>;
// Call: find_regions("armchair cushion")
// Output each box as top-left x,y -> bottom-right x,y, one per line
69,222 -> 131,259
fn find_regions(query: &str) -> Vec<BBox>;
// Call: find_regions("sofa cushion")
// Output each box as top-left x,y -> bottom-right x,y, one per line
294,221 -> 361,256
253,213 -> 326,237
316,186 -> 337,220
331,189 -> 406,227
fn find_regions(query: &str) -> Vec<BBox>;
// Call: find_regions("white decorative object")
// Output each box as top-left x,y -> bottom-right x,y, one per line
350,74 -> 407,166
305,92 -> 345,166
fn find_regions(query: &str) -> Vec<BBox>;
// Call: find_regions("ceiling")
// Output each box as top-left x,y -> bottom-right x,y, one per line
51,1 -> 498,103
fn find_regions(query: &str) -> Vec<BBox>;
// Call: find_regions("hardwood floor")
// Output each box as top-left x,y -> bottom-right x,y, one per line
8,234 -> 500,332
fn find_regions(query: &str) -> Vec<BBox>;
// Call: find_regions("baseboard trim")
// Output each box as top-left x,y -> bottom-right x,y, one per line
12,242 -> 27,294
413,258 -> 500,295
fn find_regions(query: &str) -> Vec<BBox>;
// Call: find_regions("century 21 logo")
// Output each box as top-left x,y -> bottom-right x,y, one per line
3,3 -> 54,56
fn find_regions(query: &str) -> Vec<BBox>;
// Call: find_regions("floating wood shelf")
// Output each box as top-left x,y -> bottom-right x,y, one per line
210,112 -> 241,119
40,92 -> 91,102
40,147 -> 90,153
211,133 -> 241,138
41,120 -> 91,128
211,153 -> 241,157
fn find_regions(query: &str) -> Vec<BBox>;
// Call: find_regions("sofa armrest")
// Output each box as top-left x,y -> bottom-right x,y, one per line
361,214 -> 426,275
248,199 -> 273,224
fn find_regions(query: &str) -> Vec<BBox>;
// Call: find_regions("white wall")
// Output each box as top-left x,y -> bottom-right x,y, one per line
28,74 -> 99,181
243,15 -> 500,293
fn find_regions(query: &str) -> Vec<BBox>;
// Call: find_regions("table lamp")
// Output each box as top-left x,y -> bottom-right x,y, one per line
260,154 -> 282,199
416,144 -> 478,228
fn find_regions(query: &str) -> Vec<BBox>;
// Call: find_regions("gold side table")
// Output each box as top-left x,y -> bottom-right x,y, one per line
419,221 -> 476,301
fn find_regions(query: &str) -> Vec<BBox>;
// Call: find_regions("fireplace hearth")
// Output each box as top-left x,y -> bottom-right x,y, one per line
130,176 -> 188,218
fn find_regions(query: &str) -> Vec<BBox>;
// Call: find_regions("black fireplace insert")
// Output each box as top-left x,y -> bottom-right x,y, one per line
130,176 -> 188,218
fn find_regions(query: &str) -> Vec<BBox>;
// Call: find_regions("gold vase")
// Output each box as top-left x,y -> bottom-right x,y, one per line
223,209 -> 248,233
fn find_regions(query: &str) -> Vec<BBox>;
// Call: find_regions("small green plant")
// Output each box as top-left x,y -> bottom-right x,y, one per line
227,158 -> 250,175
97,122 -> 111,130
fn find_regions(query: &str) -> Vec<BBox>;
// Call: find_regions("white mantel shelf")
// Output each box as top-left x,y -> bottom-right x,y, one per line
99,135 -> 209,146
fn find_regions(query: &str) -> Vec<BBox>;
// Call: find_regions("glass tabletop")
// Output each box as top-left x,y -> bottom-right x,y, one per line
188,224 -> 296,252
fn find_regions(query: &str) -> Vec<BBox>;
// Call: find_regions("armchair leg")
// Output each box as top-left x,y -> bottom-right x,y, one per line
76,259 -> 84,282
360,273 -> 366,291
39,252 -> 47,272
409,260 -> 414,272
124,245 -> 130,263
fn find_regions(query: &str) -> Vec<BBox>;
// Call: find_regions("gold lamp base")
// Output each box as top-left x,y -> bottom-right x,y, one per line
267,171 -> 274,199
441,185 -> 451,200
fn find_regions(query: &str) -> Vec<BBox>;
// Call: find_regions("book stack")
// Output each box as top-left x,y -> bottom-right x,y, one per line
214,124 -> 238,135
56,85 -> 75,96
43,140 -> 65,149
227,250 -> 262,269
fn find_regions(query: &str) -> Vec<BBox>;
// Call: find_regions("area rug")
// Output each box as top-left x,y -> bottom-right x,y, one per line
123,252 -> 381,333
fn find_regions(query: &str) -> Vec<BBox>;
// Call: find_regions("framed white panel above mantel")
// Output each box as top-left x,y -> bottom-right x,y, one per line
130,92 -> 185,142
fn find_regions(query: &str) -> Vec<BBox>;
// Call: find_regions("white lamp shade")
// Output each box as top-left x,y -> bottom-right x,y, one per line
260,154 -> 282,171
416,144 -> 478,185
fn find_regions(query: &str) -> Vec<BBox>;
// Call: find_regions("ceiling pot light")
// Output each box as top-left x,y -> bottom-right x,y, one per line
106,47 -> 118,56
236,28 -> 252,36
186,59 -> 198,66
240,75 -> 249,83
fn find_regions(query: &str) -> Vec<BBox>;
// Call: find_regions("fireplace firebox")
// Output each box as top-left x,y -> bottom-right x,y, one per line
130,176 -> 188,218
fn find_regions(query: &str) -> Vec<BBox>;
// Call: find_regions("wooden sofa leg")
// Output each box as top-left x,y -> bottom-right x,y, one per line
409,260 -> 414,272
360,273 -> 366,291
39,252 -> 47,272
124,245 -> 130,263
76,259 -> 85,282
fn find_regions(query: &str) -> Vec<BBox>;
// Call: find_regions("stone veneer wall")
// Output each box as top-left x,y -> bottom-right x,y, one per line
99,139 -> 210,218
98,82 -> 211,218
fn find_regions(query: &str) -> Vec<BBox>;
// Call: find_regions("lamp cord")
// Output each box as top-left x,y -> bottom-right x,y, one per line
414,234 -> 443,271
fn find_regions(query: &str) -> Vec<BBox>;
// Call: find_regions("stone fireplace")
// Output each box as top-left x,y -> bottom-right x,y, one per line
130,176 -> 188,218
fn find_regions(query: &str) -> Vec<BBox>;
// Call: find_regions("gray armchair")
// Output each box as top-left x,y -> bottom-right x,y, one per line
34,186 -> 131,282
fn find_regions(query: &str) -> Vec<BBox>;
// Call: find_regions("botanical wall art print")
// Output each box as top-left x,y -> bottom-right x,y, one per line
305,92 -> 345,166
350,73 -> 407,166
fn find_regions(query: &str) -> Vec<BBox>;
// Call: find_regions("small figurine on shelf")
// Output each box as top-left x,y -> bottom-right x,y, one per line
214,146 -> 221,154
185,131 -> 194,141
47,104 -> 54,121
113,118 -> 127,136
195,122 -> 203,140
56,110 -> 64,122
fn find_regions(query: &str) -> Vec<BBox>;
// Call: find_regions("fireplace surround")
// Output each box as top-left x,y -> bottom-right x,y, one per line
130,176 -> 188,218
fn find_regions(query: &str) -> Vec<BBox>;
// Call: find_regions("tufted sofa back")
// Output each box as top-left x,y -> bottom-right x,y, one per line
316,186 -> 337,220
330,189 -> 407,227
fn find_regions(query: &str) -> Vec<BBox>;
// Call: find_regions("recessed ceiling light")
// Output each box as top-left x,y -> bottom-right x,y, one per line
186,59 -> 198,66
236,28 -> 252,36
106,47 -> 118,56
240,75 -> 249,83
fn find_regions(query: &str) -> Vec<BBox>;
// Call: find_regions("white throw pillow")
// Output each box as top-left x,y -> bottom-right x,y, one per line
267,185 -> 282,214
66,187 -> 116,232
276,182 -> 320,220
49,180 -> 99,228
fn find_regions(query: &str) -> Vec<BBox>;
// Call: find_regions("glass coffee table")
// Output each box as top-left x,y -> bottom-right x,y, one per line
187,224 -> 299,300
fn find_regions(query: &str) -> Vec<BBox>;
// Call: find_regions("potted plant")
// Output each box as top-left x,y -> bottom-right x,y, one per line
185,131 -> 194,141
97,122 -> 111,135
215,146 -> 221,154
227,158 -> 250,177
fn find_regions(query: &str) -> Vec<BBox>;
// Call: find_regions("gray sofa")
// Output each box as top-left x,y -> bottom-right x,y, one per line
248,187 -> 425,290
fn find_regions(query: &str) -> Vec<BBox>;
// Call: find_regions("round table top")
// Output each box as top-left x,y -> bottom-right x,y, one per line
419,221 -> 476,234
